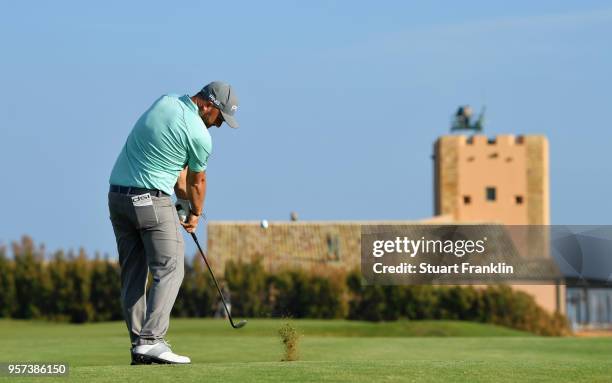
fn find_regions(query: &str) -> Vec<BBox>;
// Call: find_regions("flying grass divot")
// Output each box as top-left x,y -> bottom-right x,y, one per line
278,322 -> 300,361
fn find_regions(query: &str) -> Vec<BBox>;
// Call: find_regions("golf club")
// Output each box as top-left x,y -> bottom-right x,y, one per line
190,231 -> 247,329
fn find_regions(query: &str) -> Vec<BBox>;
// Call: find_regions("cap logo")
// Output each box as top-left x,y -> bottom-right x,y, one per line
208,94 -> 221,107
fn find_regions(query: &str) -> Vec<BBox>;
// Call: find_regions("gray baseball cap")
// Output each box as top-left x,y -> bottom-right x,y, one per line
200,81 -> 240,128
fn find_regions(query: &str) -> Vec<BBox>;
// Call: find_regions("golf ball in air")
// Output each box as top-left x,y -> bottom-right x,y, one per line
260,219 -> 269,229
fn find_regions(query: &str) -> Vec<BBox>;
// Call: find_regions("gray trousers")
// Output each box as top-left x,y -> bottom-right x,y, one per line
108,191 -> 185,346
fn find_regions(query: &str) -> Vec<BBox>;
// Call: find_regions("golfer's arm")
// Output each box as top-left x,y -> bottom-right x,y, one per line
186,169 -> 206,216
174,167 -> 189,199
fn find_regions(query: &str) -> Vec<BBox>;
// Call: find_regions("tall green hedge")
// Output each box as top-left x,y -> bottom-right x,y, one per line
0,236 -> 569,335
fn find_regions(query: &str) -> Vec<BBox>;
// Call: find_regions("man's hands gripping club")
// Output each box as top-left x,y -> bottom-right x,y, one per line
174,167 -> 206,233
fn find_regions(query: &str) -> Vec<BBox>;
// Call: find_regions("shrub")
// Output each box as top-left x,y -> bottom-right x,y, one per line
402,285 -> 439,320
174,256 -> 216,317
346,271 -> 386,321
0,247 -> 15,317
12,237 -> 50,319
90,255 -> 122,321
224,257 -> 267,317
64,250 -> 94,323
268,269 -> 347,319
304,272 -> 347,318
479,285 -> 568,336
47,251 -> 71,321
0,237 -> 572,335
436,286 -> 481,321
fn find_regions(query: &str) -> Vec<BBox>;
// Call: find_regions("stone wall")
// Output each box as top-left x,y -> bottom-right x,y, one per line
208,221 -> 415,274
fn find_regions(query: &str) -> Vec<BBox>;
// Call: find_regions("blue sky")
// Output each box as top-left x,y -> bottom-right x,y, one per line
1,1 -> 611,257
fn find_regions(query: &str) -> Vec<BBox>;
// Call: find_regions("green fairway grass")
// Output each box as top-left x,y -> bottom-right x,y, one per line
0,319 -> 610,382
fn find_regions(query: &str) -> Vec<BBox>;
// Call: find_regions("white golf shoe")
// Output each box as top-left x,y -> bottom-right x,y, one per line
132,341 -> 191,365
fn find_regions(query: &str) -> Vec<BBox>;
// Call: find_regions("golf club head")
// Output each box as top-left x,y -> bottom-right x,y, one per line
233,320 -> 248,329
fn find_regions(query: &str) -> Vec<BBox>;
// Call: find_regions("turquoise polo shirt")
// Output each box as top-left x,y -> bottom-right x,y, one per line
109,94 -> 212,195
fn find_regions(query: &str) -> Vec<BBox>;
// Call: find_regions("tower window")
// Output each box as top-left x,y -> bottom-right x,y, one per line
463,196 -> 471,205
489,152 -> 498,159
486,187 -> 496,201
515,195 -> 524,205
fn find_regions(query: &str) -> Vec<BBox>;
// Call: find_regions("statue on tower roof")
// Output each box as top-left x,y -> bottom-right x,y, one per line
451,105 -> 485,132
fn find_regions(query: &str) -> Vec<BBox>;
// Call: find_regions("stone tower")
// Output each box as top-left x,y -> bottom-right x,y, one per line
434,134 -> 549,225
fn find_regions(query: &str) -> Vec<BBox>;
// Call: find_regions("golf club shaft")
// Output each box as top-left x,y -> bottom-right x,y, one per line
190,232 -> 240,328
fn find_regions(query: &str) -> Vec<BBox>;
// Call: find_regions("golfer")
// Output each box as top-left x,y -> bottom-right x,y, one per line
108,82 -> 239,365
